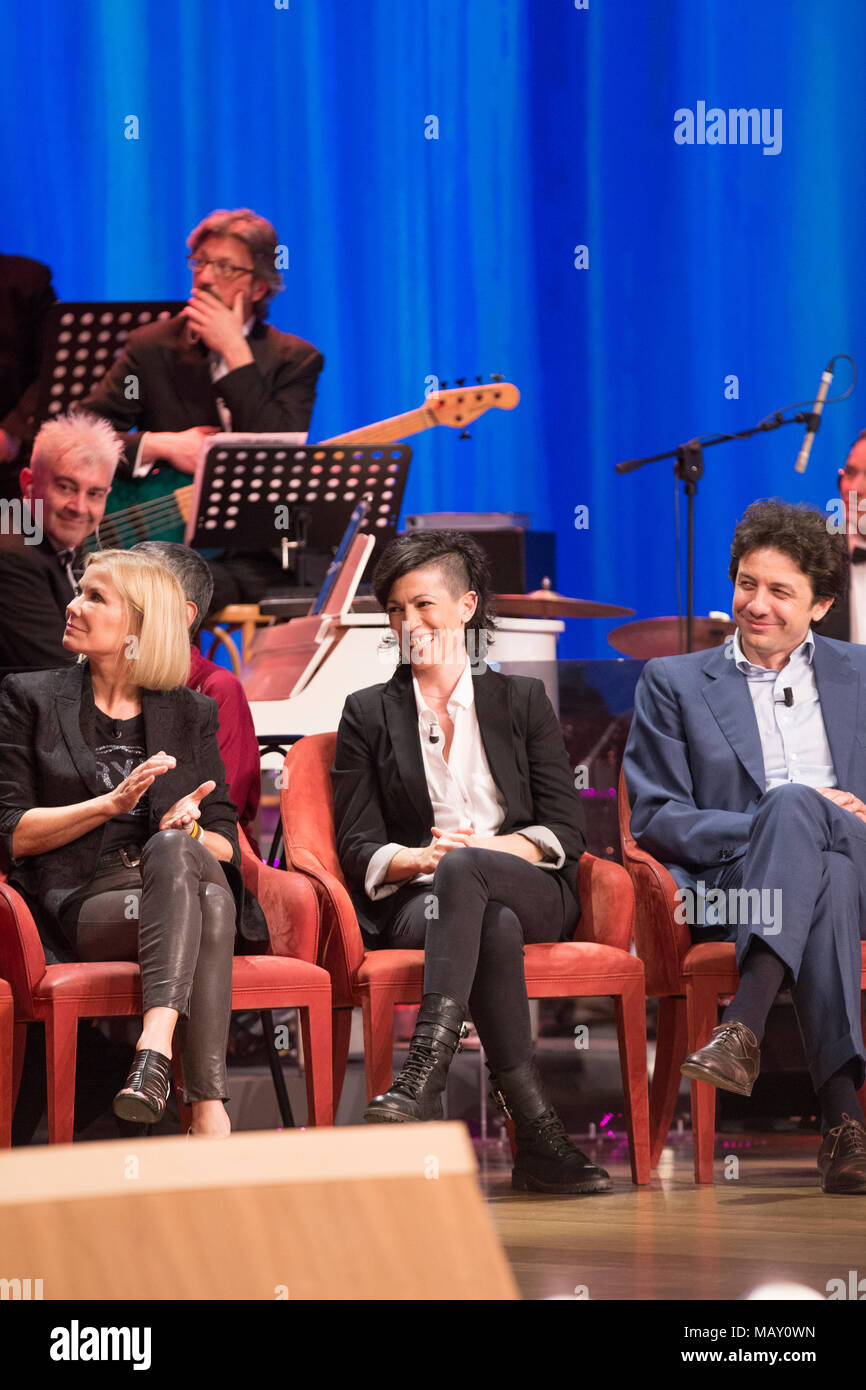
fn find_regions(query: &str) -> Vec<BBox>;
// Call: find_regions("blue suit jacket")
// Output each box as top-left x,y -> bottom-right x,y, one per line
623,633 -> 866,889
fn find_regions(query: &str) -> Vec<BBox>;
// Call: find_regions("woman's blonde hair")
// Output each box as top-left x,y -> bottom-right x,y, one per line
81,550 -> 191,690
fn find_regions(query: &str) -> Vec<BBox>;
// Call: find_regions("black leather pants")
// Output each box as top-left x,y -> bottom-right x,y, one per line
72,829 -> 236,1102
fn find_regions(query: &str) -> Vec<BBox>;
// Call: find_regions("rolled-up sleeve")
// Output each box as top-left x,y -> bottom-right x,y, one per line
516,824 -> 566,870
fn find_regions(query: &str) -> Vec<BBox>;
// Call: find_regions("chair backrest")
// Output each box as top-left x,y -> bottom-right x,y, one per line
0,883 -> 47,1013
572,854 -> 636,953
280,732 -> 366,994
616,766 -> 690,996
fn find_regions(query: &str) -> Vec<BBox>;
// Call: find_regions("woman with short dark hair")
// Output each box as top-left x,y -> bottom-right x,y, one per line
333,531 -> 611,1194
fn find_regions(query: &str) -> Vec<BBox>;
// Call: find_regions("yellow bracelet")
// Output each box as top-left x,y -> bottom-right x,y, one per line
188,821 -> 201,840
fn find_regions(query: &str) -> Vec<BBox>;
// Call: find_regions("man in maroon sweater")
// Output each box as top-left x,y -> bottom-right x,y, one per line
133,541 -> 261,857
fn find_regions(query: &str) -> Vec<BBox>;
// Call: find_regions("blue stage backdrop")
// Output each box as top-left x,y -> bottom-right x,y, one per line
3,0 -> 865,657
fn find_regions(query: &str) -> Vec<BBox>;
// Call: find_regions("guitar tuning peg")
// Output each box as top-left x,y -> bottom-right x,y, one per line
455,377 -> 466,387
490,373 -> 504,382
440,380 -> 448,390
459,430 -> 472,441
475,376 -> 483,384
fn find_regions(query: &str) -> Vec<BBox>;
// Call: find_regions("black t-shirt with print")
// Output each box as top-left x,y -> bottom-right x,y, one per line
93,707 -> 150,853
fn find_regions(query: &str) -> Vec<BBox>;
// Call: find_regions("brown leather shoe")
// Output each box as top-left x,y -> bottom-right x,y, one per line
818,1115 -> 866,1194
680,1022 -> 760,1096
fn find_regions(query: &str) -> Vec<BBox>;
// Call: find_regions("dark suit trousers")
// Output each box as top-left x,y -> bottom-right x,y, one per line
71,830 -> 236,1103
703,784 -> 866,1091
378,847 -> 578,1072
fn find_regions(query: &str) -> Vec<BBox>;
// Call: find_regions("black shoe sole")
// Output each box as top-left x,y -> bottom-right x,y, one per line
512,1170 -> 613,1195
680,1059 -> 755,1097
112,1092 -> 165,1125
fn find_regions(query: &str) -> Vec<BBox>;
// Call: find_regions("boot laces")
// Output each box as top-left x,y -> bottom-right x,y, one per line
391,1044 -> 439,1098
529,1107 -> 581,1159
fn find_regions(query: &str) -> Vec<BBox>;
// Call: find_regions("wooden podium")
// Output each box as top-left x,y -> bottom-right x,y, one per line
0,1124 -> 518,1301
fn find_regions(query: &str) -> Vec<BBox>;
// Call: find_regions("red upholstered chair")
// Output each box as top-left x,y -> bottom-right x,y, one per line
617,768 -> 866,1183
280,731 -> 650,1185
0,829 -> 333,1143
0,978 -> 13,1148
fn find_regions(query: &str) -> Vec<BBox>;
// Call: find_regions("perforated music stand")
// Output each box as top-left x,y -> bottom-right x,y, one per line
34,301 -> 184,424
184,434 -> 412,568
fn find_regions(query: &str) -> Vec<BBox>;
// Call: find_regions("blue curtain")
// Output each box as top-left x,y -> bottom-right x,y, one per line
3,0 -> 865,656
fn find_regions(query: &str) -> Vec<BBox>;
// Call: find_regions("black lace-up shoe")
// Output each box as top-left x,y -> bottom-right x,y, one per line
490,1058 -> 612,1194
364,994 -> 465,1123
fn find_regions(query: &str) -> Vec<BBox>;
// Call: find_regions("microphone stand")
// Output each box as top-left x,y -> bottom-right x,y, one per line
617,410 -> 818,653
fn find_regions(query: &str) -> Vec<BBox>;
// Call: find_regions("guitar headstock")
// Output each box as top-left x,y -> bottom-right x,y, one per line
426,381 -> 519,429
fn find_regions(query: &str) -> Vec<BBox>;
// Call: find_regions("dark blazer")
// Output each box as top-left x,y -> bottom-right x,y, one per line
623,633 -> 866,889
332,663 -> 587,940
814,586 -> 850,641
82,313 -> 325,477
0,535 -> 78,675
0,662 -> 246,955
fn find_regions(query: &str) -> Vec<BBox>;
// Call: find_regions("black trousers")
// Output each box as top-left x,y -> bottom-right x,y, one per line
376,848 -> 578,1072
71,829 -> 236,1103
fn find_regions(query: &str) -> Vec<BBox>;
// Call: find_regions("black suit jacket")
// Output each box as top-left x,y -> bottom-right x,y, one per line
815,583 -> 851,641
0,535 -> 78,674
82,314 -> 325,477
332,663 -> 586,940
0,663 -> 245,955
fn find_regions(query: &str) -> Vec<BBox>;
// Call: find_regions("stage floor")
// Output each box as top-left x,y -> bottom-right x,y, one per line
476,1132 -> 866,1301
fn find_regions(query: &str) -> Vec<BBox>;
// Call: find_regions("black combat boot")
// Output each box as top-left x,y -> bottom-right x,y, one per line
490,1057 -> 613,1194
364,994 -> 465,1122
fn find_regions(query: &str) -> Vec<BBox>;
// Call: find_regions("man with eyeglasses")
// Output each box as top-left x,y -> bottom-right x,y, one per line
82,208 -> 324,607
83,208 -> 324,484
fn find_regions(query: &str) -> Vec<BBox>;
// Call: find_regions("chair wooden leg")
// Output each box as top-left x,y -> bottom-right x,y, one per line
332,1008 -> 352,1113
0,1004 -> 14,1149
686,981 -> 721,1184
613,980 -> 651,1185
362,989 -> 400,1102
650,996 -> 688,1168
45,1008 -> 79,1144
297,998 -> 334,1127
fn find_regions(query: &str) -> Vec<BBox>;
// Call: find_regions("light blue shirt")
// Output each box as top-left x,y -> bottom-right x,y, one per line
732,628 -> 836,790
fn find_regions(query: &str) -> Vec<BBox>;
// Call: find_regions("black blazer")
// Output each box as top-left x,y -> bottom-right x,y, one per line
332,663 -> 586,940
0,662 -> 245,955
0,535 -> 78,674
82,314 -> 325,477
815,584 -> 851,642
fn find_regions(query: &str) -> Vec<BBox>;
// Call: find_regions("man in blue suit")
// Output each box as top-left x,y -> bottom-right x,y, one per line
624,499 -> 866,1193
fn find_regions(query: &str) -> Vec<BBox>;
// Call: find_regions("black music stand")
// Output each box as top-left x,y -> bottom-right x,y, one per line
34,301 -> 184,425
184,435 -> 412,578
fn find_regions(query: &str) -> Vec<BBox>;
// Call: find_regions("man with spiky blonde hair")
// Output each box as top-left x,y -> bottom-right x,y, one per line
0,410 -> 121,672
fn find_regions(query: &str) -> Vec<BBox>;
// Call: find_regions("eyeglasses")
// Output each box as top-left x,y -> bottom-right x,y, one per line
187,254 -> 255,281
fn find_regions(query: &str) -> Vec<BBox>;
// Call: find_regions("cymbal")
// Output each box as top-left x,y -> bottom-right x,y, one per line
495,590 -> 636,619
608,615 -> 735,659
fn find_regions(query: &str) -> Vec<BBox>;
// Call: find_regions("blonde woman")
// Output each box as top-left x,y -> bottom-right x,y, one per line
0,550 -> 242,1137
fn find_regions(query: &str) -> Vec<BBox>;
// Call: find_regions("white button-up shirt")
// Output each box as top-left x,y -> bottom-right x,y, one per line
364,659 -> 566,900
732,628 -> 836,790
